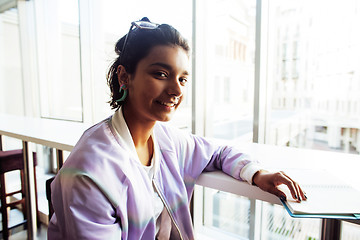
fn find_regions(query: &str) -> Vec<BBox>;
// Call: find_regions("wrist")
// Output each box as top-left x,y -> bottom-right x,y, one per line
252,169 -> 268,186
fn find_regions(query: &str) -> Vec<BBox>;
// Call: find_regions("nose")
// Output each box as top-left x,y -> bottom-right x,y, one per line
167,77 -> 183,99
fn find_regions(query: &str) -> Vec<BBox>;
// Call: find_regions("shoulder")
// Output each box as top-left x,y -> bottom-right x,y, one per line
79,117 -> 116,145
62,117 -> 129,173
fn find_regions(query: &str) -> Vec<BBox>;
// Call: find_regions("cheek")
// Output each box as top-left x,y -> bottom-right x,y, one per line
177,95 -> 185,106
136,83 -> 163,104
129,79 -> 157,99
147,81 -> 165,96
180,87 -> 187,99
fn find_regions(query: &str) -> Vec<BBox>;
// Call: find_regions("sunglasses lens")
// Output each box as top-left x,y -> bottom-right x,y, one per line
134,21 -> 159,29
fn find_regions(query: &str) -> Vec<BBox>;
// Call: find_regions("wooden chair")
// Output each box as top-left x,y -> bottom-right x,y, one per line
46,176 -> 55,221
0,149 -> 38,240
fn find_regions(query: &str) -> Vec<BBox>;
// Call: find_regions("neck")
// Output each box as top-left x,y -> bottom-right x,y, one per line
121,106 -> 155,166
122,106 -> 155,146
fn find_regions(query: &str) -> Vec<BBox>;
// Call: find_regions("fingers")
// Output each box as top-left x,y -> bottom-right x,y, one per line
267,186 -> 287,201
279,171 -> 307,202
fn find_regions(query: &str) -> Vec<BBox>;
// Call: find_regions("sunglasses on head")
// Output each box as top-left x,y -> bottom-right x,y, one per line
119,19 -> 160,65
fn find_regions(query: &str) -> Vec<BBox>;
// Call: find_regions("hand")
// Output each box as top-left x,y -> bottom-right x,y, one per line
252,170 -> 307,202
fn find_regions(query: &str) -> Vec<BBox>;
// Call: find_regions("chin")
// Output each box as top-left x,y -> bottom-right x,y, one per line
157,113 -> 174,122
159,116 -> 173,122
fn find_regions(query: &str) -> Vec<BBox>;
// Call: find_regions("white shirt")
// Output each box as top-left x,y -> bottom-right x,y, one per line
111,108 -> 164,232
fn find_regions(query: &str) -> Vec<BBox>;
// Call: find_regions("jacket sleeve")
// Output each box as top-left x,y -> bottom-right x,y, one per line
173,128 -> 262,184
49,171 -> 122,240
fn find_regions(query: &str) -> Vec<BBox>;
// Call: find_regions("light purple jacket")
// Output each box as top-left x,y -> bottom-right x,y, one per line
47,116 -> 258,239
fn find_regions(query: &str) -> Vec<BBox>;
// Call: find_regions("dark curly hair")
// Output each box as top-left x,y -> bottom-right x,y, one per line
107,18 -> 190,110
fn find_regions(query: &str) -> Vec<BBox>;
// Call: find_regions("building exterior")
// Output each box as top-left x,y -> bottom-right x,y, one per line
269,1 -> 360,154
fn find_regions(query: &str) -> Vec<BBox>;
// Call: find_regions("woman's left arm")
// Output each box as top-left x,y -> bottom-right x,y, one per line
169,126 -> 307,202
191,137 -> 307,202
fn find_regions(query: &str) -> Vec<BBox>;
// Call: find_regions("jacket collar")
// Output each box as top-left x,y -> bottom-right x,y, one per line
111,107 -> 160,174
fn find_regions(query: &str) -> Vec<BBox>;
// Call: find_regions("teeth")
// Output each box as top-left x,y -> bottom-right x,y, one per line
161,102 -> 176,107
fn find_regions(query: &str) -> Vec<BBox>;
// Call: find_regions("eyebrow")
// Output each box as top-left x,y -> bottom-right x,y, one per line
149,62 -> 189,75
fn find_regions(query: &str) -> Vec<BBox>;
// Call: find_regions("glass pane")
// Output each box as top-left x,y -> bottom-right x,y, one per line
37,0 -> 83,121
342,221 -> 360,240
198,0 -> 256,238
204,188 -> 251,239
262,203 -> 321,239
266,0 -> 360,153
0,8 -> 24,115
202,0 -> 256,141
91,0 -> 193,128
264,0 -> 360,238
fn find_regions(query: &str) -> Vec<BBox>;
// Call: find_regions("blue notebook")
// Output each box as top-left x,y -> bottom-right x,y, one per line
280,198 -> 360,220
278,169 -> 360,220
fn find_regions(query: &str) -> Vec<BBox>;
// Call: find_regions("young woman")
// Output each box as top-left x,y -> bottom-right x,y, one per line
48,18 -> 306,240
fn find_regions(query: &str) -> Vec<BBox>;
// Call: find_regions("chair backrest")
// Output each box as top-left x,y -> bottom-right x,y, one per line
46,176 -> 56,221
0,150 -> 37,174
0,150 -> 24,173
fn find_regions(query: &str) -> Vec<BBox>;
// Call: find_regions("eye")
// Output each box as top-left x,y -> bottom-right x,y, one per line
153,71 -> 168,79
179,77 -> 188,86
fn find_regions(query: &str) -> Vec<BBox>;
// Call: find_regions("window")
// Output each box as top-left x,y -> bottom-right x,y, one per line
0,8 -> 24,115
196,0 -> 360,238
36,0 -> 83,121
264,0 -> 360,238
196,0 -> 255,141
193,0 -> 256,238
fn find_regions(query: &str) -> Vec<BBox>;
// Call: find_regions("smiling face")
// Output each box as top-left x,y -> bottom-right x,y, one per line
120,45 -> 190,123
